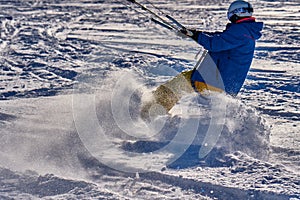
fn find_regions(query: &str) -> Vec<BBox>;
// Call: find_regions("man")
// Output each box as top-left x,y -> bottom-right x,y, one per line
181,0 -> 263,96
141,0 -> 263,118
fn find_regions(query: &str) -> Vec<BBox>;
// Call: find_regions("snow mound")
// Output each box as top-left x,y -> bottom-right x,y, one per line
0,167 -> 118,199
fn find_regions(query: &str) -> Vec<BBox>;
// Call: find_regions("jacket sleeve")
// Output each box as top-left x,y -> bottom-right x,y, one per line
196,25 -> 248,52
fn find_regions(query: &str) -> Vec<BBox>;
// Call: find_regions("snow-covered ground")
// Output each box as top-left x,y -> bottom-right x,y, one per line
0,0 -> 299,199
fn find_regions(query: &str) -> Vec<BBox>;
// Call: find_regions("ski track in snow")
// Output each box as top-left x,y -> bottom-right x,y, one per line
0,0 -> 299,199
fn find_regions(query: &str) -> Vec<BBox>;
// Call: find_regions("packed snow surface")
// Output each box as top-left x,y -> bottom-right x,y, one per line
0,0 -> 299,199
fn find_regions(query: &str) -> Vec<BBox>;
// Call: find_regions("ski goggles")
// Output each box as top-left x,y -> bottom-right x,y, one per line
227,7 -> 253,19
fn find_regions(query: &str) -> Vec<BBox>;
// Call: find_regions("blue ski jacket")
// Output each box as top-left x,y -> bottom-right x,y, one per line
191,17 -> 263,95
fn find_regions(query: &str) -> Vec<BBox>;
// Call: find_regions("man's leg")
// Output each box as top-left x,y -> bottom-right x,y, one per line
140,70 -> 195,119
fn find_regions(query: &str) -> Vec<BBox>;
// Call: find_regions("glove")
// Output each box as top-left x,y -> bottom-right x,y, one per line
180,28 -> 201,42
180,28 -> 193,36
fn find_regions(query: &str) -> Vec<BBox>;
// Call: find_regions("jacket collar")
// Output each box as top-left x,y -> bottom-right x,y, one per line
236,17 -> 256,24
